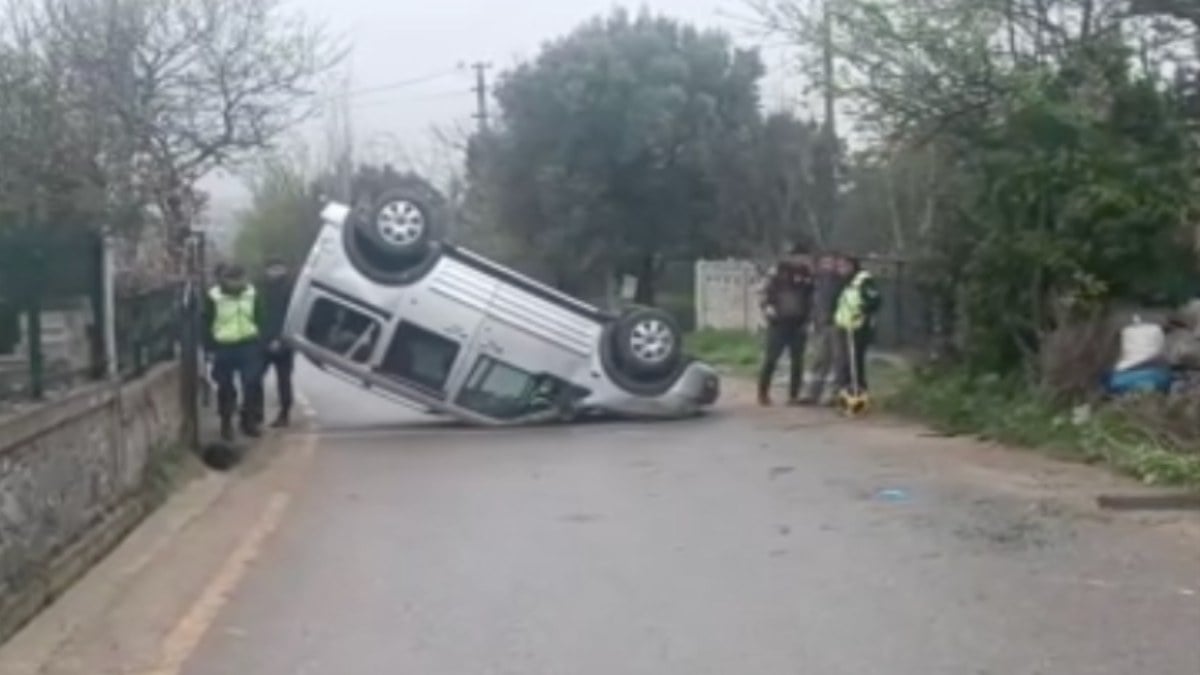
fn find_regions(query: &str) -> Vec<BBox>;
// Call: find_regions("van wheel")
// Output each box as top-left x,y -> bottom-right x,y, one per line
614,308 -> 682,378
357,188 -> 438,262
343,187 -> 444,285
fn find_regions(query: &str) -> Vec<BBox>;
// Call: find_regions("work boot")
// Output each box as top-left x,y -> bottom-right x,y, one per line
757,386 -> 772,407
271,409 -> 290,429
219,418 -> 235,442
240,417 -> 262,439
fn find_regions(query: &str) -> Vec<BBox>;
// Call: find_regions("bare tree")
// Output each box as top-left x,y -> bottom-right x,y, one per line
320,69 -> 356,202
35,0 -> 342,239
0,27 -> 111,243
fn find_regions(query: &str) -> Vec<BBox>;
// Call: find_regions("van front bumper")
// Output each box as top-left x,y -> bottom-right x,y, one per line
697,371 -> 721,406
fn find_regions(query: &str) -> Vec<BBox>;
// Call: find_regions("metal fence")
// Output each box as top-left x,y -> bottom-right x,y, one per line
0,227 -> 100,404
0,228 -> 183,407
114,284 -> 183,380
861,256 -> 934,352
693,254 -> 935,351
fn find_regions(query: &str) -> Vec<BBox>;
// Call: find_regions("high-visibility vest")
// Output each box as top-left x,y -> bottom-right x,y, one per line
834,271 -> 873,331
209,285 -> 259,344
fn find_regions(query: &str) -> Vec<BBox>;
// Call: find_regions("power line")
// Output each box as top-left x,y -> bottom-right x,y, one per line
347,89 -> 473,112
329,69 -> 461,101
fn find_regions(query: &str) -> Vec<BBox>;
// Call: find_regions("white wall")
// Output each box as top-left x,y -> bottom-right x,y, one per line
694,259 -> 765,333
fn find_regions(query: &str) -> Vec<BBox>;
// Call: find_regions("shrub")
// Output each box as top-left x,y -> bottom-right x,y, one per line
886,367 -> 1200,488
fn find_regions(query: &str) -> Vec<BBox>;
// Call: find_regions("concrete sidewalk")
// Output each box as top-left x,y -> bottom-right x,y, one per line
0,372 -> 311,675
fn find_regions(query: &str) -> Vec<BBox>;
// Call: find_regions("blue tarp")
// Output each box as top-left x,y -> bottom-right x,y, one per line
1104,367 -> 1174,396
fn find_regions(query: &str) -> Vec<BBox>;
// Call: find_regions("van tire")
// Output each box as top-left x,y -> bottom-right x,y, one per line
356,188 -> 440,262
341,186 -> 446,285
599,321 -> 689,398
343,224 -> 442,286
613,308 -> 683,379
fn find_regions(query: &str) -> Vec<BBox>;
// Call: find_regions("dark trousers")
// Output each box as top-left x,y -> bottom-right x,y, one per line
801,323 -> 838,402
211,342 -> 264,424
263,345 -> 295,414
836,326 -> 872,393
759,319 -> 807,399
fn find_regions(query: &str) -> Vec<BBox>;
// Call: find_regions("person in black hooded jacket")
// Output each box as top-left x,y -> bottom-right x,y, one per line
757,242 -> 815,406
258,258 -> 297,428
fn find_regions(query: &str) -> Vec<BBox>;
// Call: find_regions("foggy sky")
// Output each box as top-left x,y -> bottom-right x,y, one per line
203,0 -> 800,220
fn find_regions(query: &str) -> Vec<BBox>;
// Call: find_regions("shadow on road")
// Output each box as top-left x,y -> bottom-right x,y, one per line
313,409 -> 730,439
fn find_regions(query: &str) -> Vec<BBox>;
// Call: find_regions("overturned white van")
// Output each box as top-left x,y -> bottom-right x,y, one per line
282,187 -> 720,426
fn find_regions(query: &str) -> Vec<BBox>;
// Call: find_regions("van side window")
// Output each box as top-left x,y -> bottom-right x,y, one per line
379,322 -> 461,395
304,298 -> 381,364
456,357 -> 562,420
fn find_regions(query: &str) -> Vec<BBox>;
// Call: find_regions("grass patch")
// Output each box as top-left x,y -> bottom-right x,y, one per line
884,369 -> 1200,489
685,329 -> 910,399
686,330 -> 762,375
864,356 -> 910,400
144,442 -> 205,503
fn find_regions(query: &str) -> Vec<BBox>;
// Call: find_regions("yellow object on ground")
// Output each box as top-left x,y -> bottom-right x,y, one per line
838,388 -> 871,417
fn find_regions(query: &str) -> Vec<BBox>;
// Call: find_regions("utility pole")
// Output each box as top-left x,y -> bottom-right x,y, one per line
322,70 -> 355,202
470,61 -> 492,132
821,0 -> 836,140
818,0 -> 838,247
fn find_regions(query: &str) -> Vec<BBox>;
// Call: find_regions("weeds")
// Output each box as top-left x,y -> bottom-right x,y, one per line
885,369 -> 1200,489
686,329 -> 909,397
144,442 -> 204,504
686,330 -> 762,376
688,330 -> 1200,488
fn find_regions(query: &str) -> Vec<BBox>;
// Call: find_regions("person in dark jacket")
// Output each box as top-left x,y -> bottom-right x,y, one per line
202,264 -> 265,441
259,258 -> 297,428
757,243 -> 815,406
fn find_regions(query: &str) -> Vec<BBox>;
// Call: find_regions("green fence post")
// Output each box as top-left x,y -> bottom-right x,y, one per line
895,261 -> 905,348
89,234 -> 107,379
27,297 -> 43,400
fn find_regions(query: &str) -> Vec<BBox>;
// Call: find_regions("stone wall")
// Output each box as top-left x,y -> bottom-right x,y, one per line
0,364 -> 183,641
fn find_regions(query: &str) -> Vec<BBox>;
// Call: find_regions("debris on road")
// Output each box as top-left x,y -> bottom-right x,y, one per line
1096,494 -> 1200,511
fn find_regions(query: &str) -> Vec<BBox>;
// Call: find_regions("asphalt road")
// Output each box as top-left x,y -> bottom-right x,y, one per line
159,363 -> 1199,675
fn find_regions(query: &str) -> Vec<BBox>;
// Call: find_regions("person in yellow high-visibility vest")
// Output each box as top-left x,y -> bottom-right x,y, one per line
833,258 -> 882,397
202,264 -> 266,441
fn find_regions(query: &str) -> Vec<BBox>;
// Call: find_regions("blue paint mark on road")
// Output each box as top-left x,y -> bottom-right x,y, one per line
875,488 -> 911,503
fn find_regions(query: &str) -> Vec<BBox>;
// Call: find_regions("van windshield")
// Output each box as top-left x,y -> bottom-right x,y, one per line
456,357 -> 560,420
